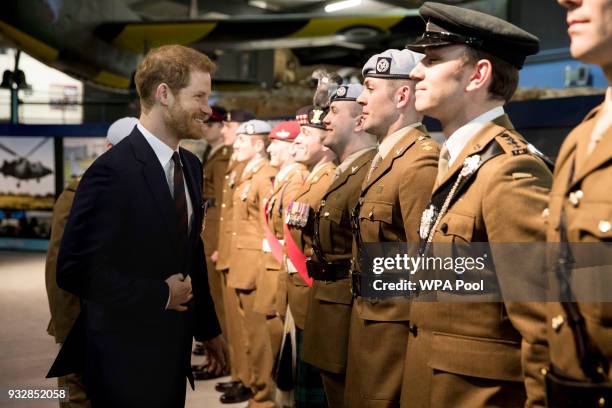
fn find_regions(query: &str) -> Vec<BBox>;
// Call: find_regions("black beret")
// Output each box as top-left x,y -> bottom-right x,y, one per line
225,109 -> 255,123
207,106 -> 227,122
296,105 -> 328,130
406,2 -> 540,69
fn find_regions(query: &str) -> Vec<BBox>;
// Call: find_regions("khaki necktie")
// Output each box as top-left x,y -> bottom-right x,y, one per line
367,154 -> 382,182
436,144 -> 450,186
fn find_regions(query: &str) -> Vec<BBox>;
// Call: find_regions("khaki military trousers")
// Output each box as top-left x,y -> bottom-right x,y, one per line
222,269 -> 247,383
321,370 -> 345,408
344,303 -> 410,408
234,288 -> 277,407
205,256 -> 226,338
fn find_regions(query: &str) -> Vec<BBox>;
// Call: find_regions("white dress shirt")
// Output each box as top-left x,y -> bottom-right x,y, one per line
137,122 -> 194,233
444,106 -> 505,167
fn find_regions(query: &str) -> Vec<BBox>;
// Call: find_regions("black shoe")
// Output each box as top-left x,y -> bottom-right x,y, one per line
192,364 -> 225,380
220,384 -> 253,404
192,343 -> 206,356
215,380 -> 241,393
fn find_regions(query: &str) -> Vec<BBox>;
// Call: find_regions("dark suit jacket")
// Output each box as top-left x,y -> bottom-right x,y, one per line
50,128 -> 220,408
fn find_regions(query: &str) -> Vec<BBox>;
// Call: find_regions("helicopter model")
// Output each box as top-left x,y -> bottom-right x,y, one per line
0,138 -> 53,188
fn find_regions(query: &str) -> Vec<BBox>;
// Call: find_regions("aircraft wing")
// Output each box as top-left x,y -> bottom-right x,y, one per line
94,13 -> 422,53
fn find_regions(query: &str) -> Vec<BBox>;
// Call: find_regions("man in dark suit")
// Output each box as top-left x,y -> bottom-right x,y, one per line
49,44 -> 227,408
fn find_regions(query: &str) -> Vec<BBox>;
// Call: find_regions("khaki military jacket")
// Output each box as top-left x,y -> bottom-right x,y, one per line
301,148 -> 376,373
405,115 -> 552,407
201,145 -> 231,256
354,125 -> 439,321
254,163 -> 308,316
285,160 -> 336,329
216,158 -> 247,272
546,103 -> 612,382
228,158 -> 277,290
45,178 -> 81,343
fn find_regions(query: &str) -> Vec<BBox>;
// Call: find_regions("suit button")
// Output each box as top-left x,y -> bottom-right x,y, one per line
599,220 -> 611,233
440,223 -> 448,234
551,314 -> 564,332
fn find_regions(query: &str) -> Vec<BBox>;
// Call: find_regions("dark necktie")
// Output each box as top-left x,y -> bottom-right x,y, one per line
172,152 -> 188,239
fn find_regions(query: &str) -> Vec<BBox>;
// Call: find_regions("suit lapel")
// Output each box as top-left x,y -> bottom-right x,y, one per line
129,129 -> 177,240
180,148 -> 202,243
433,115 -> 513,193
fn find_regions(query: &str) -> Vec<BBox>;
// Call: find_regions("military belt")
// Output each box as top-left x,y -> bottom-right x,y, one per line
306,259 -> 351,281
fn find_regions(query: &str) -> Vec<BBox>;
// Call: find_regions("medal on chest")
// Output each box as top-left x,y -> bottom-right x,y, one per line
285,201 -> 310,227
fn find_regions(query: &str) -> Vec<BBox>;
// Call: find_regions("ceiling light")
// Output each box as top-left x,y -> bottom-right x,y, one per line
325,0 -> 363,13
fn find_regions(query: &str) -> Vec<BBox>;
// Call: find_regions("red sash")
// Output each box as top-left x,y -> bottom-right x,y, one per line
283,222 -> 313,287
261,200 -> 285,264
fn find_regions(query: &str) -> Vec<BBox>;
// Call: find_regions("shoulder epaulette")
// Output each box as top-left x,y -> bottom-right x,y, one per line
495,132 -> 554,171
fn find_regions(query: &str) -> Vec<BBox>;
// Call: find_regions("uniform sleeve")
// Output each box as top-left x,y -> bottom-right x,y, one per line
45,184 -> 80,343
57,161 -> 169,312
482,154 -> 552,407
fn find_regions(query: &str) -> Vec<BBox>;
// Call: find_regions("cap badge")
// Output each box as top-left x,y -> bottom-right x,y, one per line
276,129 -> 290,139
246,123 -> 255,135
311,109 -> 324,124
336,86 -> 347,97
376,57 -> 391,74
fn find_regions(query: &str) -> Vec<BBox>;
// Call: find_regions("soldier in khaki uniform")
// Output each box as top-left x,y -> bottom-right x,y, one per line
401,3 -> 552,406
226,119 -> 278,406
345,49 -> 439,408
200,107 -> 231,341
543,1 -> 612,405
282,105 -> 337,407
258,120 -> 307,360
213,109 -> 255,396
301,84 -> 377,408
45,117 -> 137,408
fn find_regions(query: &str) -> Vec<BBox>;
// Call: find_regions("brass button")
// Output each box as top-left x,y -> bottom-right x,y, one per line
541,208 -> 549,219
232,232 -> 236,236
552,315 -> 564,331
540,368 -> 548,376
220,217 -> 224,221
599,220 -> 611,233
368,211 -> 373,219
323,212 -> 330,217
221,203 -> 226,208
598,397 -> 605,407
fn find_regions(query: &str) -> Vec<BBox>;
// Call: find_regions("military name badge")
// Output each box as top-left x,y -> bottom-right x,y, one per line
228,170 -> 236,187
419,204 -> 437,240
240,183 -> 251,201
